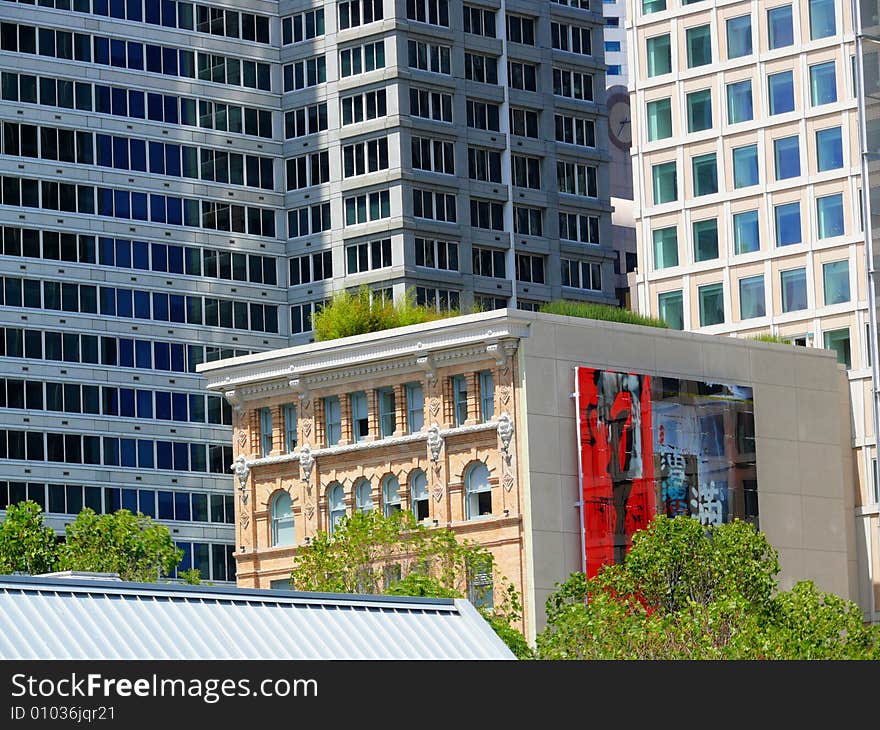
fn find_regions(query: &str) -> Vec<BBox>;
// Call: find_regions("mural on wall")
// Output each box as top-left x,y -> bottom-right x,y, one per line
575,367 -> 758,578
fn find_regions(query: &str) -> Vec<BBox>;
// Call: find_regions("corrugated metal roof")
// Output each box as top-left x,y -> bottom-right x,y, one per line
0,575 -> 514,660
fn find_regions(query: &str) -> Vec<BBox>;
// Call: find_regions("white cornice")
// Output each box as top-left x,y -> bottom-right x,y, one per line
247,420 -> 500,469
200,310 -> 532,395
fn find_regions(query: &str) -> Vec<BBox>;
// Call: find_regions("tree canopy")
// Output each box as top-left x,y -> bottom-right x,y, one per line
0,501 -> 182,583
289,509 -> 531,658
536,516 -> 879,660
0,501 -> 59,575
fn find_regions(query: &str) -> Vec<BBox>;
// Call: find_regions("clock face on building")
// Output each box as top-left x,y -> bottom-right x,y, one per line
607,92 -> 632,150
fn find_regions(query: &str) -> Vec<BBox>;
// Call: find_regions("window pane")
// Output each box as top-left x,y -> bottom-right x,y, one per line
686,89 -> 712,132
658,290 -> 684,330
823,328 -> 851,368
692,153 -> 718,196
823,260 -> 850,305
774,136 -> 801,180
809,0 -> 836,40
693,219 -> 719,262
810,62 -> 837,107
816,127 -> 843,171
646,34 -> 671,77
775,201 -> 801,246
733,210 -> 760,254
739,275 -> 765,319
652,161 -> 677,204
768,71 -> 795,115
698,283 -> 724,326
732,144 -> 758,188
727,80 -> 753,124
652,226 -> 678,269
781,268 -> 807,312
817,193 -> 844,239
727,15 -> 752,59
646,98 -> 672,141
686,25 -> 711,68
768,5 -> 794,49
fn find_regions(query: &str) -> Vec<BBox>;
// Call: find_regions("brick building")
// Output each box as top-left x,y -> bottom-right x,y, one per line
199,309 -> 861,638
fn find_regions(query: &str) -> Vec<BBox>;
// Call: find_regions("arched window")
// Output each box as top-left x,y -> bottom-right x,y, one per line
328,483 -> 346,534
383,475 -> 401,516
465,462 -> 492,519
355,478 -> 373,513
410,469 -> 429,521
270,492 -> 295,547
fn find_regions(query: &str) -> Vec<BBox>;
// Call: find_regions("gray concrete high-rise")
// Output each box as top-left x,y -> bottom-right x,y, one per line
0,0 -> 611,581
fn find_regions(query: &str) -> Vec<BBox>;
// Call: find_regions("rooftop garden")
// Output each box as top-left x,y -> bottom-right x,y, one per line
312,288 -> 670,341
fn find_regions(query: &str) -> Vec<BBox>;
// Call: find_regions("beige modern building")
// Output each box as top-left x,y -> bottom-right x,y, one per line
198,310 -> 859,639
626,0 -> 880,616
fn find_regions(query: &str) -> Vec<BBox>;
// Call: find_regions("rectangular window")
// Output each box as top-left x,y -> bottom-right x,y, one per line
823,260 -> 850,305
810,61 -> 837,106
733,210 -> 760,254
646,98 -> 672,141
259,406 -> 272,457
809,0 -> 836,40
824,328 -> 851,368
407,39 -> 450,74
733,144 -> 759,188
768,71 -> 795,115
727,79 -> 753,124
283,403 -> 297,452
479,371 -> 494,421
768,5 -> 794,49
693,219 -> 719,262
817,193 -> 844,239
378,387 -> 396,438
406,382 -> 424,433
775,201 -> 802,246
692,153 -> 718,196
351,391 -> 369,441
739,275 -> 765,319
652,161 -> 677,204
816,127 -> 843,171
686,89 -> 712,133
646,34 -> 671,77
653,226 -> 678,269
781,268 -> 808,312
698,283 -> 724,326
773,136 -> 801,180
727,15 -> 752,59
658,290 -> 684,330
452,375 -> 468,427
324,396 -> 341,446
686,25 -> 712,68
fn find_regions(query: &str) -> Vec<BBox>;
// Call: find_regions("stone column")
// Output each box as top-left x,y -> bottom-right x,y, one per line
270,404 -> 283,455
339,393 -> 352,446
464,372 -> 479,425
393,384 -> 407,436
365,389 -> 379,442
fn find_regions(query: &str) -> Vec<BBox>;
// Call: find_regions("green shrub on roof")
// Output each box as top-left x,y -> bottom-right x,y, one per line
748,333 -> 791,345
538,300 -> 669,329
313,287 -> 455,341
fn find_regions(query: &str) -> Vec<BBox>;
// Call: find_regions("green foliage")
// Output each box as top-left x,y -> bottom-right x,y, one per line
749,333 -> 791,344
313,287 -> 454,341
179,568 -> 202,585
60,508 -> 182,582
537,516 -> 880,660
289,509 -> 528,656
0,501 -> 59,575
538,300 -> 669,329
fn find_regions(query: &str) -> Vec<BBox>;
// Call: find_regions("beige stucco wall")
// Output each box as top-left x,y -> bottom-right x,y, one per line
518,311 -> 859,629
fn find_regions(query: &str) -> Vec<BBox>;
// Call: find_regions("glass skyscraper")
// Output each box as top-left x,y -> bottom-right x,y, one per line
0,0 -> 611,581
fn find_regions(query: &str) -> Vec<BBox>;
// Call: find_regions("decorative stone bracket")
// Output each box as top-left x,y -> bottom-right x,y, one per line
232,454 -> 250,504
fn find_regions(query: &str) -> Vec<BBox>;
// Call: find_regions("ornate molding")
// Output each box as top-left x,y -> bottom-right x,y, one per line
201,312 -> 533,394
244,420 -> 500,469
299,443 -> 315,483
426,423 -> 443,463
232,454 -> 250,503
417,354 -> 437,383
224,389 -> 244,415
497,412 -> 514,456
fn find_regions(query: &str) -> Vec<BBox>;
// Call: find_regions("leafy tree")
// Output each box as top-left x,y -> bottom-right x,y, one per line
60,508 -> 182,582
537,516 -> 880,660
0,501 -> 59,575
289,510 -> 532,658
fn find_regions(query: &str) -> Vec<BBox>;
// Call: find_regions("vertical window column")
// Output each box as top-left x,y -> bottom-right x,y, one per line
465,372 -> 480,424
393,383 -> 408,436
366,389 -> 380,442
339,392 -> 353,445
